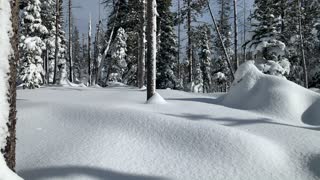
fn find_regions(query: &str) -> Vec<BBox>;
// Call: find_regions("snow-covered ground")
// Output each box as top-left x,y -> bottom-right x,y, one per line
16,62 -> 320,180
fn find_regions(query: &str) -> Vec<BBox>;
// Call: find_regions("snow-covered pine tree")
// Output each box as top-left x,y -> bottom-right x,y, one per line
81,33 -> 89,84
247,0 -> 290,77
19,0 -> 48,89
41,0 -> 56,84
286,0 -> 320,87
104,0 -> 128,42
198,24 -> 212,93
109,28 -> 128,82
93,21 -> 104,85
122,0 -> 141,86
156,0 -> 179,89
181,0 -> 206,83
192,57 -> 203,93
100,0 -> 128,85
72,26 -> 82,82
212,0 -> 232,91
57,0 -> 68,85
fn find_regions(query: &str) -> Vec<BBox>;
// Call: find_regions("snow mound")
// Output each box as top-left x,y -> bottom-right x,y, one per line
146,92 -> 167,104
310,88 -> 320,94
107,82 -> 127,87
16,87 -> 320,180
139,86 -> 147,90
220,61 -> 320,126
61,80 -> 87,88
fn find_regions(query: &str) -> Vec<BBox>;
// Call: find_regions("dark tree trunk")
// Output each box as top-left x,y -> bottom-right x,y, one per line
146,0 -> 157,100
233,0 -> 239,70
138,0 -> 146,89
68,0 -> 73,82
187,0 -> 192,83
4,0 -> 19,171
53,0 -> 60,84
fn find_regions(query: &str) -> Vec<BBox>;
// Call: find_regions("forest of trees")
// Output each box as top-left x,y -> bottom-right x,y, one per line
13,0 -> 320,94
0,0 -> 320,175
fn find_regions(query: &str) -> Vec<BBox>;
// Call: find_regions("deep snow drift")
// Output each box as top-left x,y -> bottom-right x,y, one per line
221,61 -> 320,126
15,62 -> 320,180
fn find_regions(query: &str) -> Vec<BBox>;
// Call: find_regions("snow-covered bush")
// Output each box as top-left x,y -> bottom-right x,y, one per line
256,59 -> 290,77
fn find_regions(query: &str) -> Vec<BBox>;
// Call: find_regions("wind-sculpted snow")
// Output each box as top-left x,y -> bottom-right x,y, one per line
16,86 -> 320,180
221,61 -> 320,126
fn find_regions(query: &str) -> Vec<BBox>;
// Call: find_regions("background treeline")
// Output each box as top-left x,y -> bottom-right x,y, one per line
17,0 -> 320,92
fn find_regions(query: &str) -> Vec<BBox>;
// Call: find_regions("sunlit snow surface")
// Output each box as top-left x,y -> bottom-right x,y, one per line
16,64 -> 320,180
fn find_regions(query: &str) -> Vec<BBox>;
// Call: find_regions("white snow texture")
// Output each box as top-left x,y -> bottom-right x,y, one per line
15,61 -> 320,180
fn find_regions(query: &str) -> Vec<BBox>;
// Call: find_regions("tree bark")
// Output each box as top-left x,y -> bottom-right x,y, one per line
233,0 -> 239,70
177,0 -> 181,80
299,0 -> 308,88
146,0 -> 157,100
243,0 -> 246,62
88,15 -> 92,86
68,0 -> 73,82
138,0 -> 146,88
187,0 -> 193,83
53,0 -> 60,84
4,0 -> 19,171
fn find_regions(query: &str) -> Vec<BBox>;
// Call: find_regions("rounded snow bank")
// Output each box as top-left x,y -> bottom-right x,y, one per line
146,93 -> 167,104
220,61 -> 320,126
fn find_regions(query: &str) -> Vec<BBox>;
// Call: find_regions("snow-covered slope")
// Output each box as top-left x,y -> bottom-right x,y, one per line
16,71 -> 320,180
220,61 -> 320,126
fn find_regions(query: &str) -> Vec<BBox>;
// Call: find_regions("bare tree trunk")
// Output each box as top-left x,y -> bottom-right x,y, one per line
233,0 -> 239,70
93,22 -> 101,85
138,0 -> 146,88
53,0 -> 60,84
177,0 -> 181,80
3,0 -> 19,171
187,0 -> 193,83
68,0 -> 73,82
146,0 -> 157,100
45,45 -> 49,84
88,15 -> 92,86
207,0 -> 235,80
299,0 -> 308,88
243,0 -> 246,62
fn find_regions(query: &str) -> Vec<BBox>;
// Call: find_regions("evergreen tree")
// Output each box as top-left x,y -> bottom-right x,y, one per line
109,28 -> 128,82
41,0 -> 56,83
245,0 -> 292,79
212,0 -> 232,90
104,0 -> 128,41
72,26 -> 82,82
122,0 -> 141,86
156,0 -> 179,89
19,0 -> 48,89
248,0 -> 284,61
181,0 -> 206,83
198,25 -> 212,93
57,0 -> 68,85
